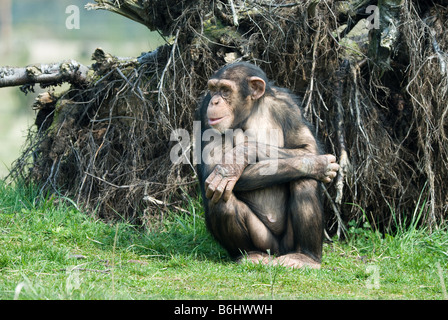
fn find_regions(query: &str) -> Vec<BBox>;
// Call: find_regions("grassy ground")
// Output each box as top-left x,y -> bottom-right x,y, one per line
0,180 -> 446,300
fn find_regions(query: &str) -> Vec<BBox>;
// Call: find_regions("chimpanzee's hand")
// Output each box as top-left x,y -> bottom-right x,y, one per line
205,163 -> 245,203
299,154 -> 339,183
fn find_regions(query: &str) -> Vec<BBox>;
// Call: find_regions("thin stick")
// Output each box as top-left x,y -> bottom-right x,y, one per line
323,186 -> 347,238
304,21 -> 321,117
229,0 -> 239,26
158,29 -> 180,115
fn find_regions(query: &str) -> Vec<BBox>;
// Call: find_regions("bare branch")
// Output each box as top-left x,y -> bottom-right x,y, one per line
334,60 -> 351,206
0,60 -> 89,89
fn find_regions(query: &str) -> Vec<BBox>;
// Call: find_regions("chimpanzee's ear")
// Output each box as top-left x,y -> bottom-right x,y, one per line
248,76 -> 266,100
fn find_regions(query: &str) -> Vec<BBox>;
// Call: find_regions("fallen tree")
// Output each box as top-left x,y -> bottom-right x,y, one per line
2,0 -> 447,234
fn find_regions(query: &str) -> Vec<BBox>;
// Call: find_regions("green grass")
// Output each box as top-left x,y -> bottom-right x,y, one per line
0,181 -> 447,300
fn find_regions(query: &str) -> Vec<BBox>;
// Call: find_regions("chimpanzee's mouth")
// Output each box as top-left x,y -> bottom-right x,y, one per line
208,117 -> 225,126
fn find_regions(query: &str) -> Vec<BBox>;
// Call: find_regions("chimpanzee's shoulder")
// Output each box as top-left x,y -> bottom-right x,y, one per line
270,86 -> 303,109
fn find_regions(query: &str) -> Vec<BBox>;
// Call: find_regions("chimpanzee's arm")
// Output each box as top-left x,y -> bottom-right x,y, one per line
234,153 -> 337,191
204,142 -> 338,201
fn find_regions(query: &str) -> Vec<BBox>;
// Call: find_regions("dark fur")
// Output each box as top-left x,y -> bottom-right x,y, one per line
196,62 -> 324,262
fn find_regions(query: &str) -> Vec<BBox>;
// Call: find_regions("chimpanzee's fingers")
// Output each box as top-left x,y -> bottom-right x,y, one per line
321,177 -> 331,184
205,172 -> 214,190
222,179 -> 237,202
325,154 -> 337,163
320,165 -> 339,183
211,179 -> 229,203
329,163 -> 340,172
205,173 -> 221,199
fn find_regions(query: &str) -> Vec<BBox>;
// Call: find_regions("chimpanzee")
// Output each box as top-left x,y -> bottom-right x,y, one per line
195,62 -> 339,268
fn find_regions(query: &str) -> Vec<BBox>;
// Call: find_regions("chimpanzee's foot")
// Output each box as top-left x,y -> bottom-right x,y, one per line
237,252 -> 271,265
274,253 -> 321,269
238,252 -> 321,269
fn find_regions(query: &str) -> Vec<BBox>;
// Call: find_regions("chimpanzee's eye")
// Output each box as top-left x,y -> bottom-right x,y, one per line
220,87 -> 231,98
209,86 -> 218,96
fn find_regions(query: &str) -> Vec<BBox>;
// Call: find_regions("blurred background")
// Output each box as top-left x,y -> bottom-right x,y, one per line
0,0 -> 164,178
